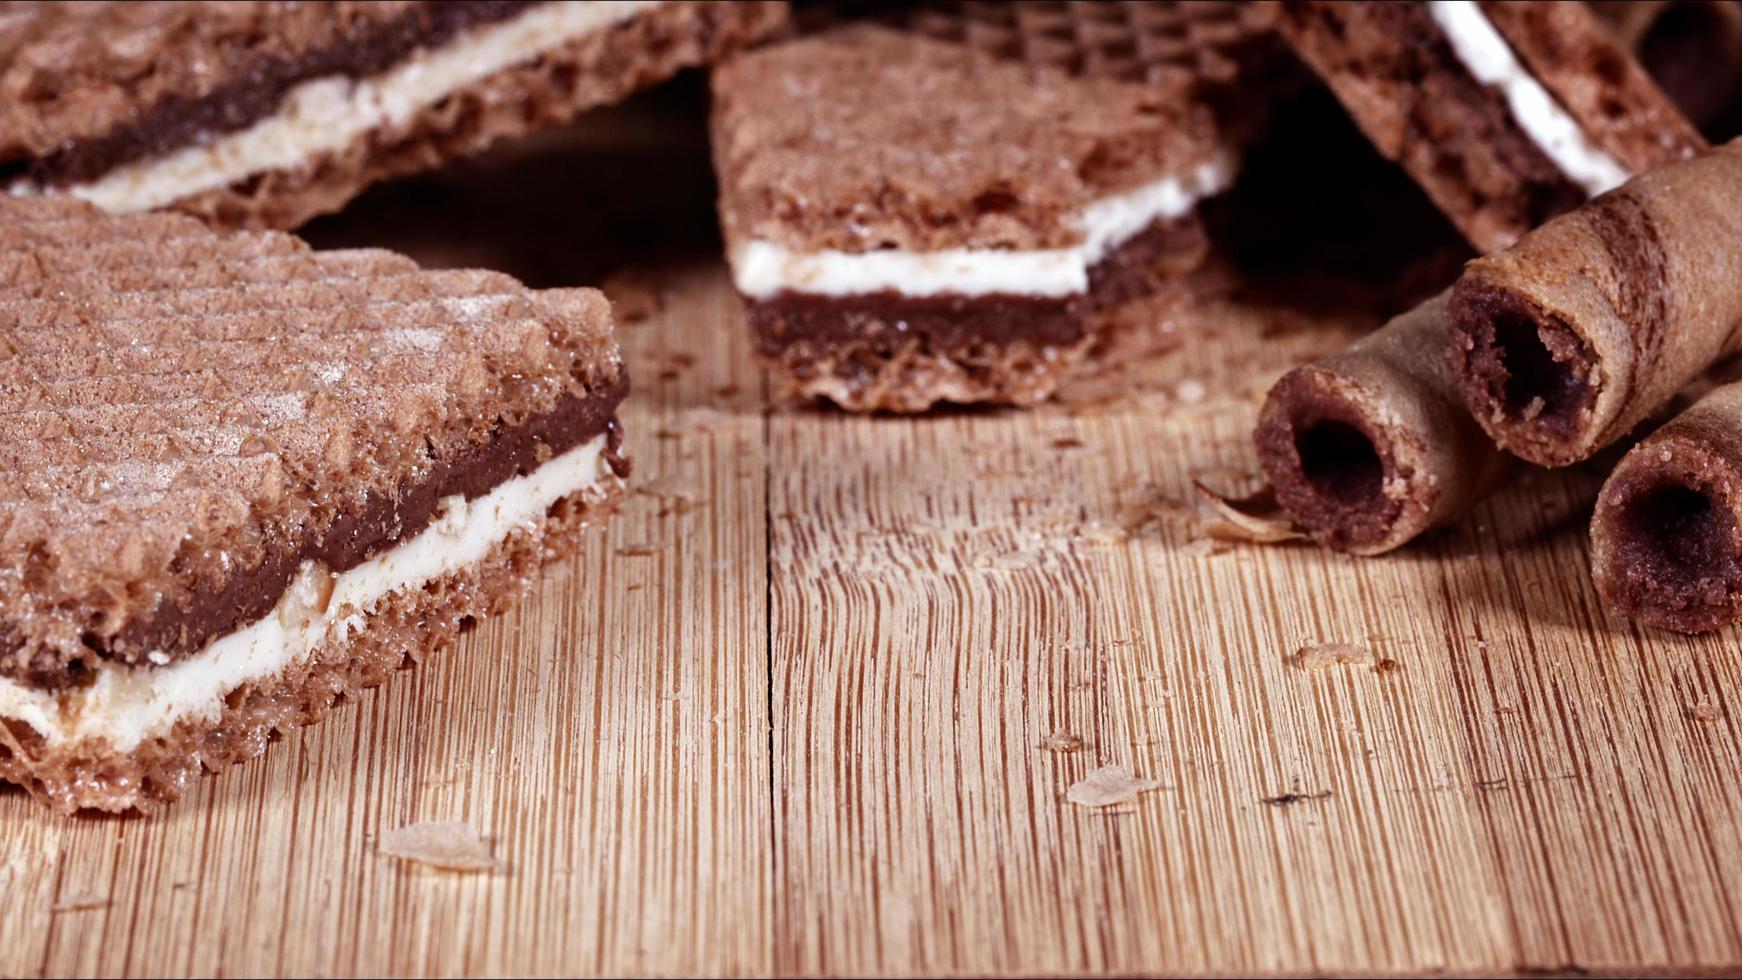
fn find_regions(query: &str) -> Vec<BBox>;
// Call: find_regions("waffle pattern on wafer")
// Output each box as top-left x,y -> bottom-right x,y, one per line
0,198 -> 625,687
887,1 -> 1282,90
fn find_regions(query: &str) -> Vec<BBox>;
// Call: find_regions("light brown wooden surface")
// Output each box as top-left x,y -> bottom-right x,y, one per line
5,89 -> 1742,979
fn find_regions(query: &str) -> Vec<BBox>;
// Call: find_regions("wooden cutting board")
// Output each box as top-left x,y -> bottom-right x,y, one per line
3,92 -> 1740,979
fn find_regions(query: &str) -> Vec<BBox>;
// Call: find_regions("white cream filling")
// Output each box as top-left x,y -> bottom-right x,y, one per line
1427,0 -> 1630,197
0,433 -> 613,752
728,154 -> 1236,300
14,1 -> 663,213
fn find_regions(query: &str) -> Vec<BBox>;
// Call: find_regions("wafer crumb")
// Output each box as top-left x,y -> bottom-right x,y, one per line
1066,765 -> 1163,807
1039,732 -> 1085,753
635,474 -> 702,516
1193,477 -> 1304,544
379,820 -> 497,872
1289,642 -> 1398,673
601,271 -> 663,323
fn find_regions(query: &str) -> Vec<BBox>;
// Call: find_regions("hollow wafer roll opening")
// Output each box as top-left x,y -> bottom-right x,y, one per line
1593,432 -> 1742,633
1446,144 -> 1742,469
1255,370 -> 1405,554
1256,292 -> 1510,555
1447,275 -> 1600,464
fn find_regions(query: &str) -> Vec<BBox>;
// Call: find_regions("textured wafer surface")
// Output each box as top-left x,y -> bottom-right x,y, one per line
890,1 -> 1281,91
712,24 -> 1220,255
0,477 -> 622,813
0,197 -> 626,687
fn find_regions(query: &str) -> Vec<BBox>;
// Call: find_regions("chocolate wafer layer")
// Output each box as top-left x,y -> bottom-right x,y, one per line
2,1 -> 789,228
0,198 -> 630,811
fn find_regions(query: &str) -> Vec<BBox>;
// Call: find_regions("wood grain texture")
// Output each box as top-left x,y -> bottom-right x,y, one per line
5,87 -> 1742,978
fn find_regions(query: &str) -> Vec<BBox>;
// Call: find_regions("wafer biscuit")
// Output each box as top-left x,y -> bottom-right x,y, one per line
0,197 -> 630,812
1277,0 -> 1702,253
0,1 -> 789,228
713,24 -> 1233,411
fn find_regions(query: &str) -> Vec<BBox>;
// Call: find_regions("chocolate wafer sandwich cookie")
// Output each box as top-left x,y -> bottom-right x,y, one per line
1277,0 -> 1702,253
1448,138 -> 1742,468
1255,292 -> 1510,554
712,25 -> 1234,412
1591,381 -> 1742,633
0,199 -> 629,812
0,1 -> 787,229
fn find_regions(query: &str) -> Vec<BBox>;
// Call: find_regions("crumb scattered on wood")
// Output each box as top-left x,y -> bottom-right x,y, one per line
1692,703 -> 1722,723
601,269 -> 663,323
1039,732 -> 1085,753
1261,789 -> 1332,807
379,820 -> 497,872
1175,378 -> 1207,403
1051,437 -> 1085,450
1288,642 -> 1398,674
51,894 -> 109,913
1193,477 -> 1304,544
615,543 -> 661,557
1066,765 -> 1163,808
1117,481 -> 1198,537
635,474 -> 702,517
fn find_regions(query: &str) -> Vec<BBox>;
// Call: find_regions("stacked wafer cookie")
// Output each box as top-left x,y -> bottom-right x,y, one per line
0,198 -> 629,812
712,2 -> 1283,412
0,1 -> 788,229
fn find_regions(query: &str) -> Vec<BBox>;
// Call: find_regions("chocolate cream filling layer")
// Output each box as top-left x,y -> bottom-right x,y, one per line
3,373 -> 629,691
10,1 -> 542,188
733,160 -> 1230,356
745,217 -> 1207,357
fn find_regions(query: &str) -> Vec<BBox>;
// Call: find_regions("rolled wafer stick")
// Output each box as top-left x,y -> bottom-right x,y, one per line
1592,380 -> 1742,632
1447,139 -> 1742,469
1254,292 -> 1511,555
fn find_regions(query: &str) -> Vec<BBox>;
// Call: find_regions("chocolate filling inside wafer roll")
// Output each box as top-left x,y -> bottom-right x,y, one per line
1449,278 -> 1598,444
1256,292 -> 1509,554
1255,377 -> 1398,550
1448,140 -> 1742,468
1592,394 -> 1742,632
